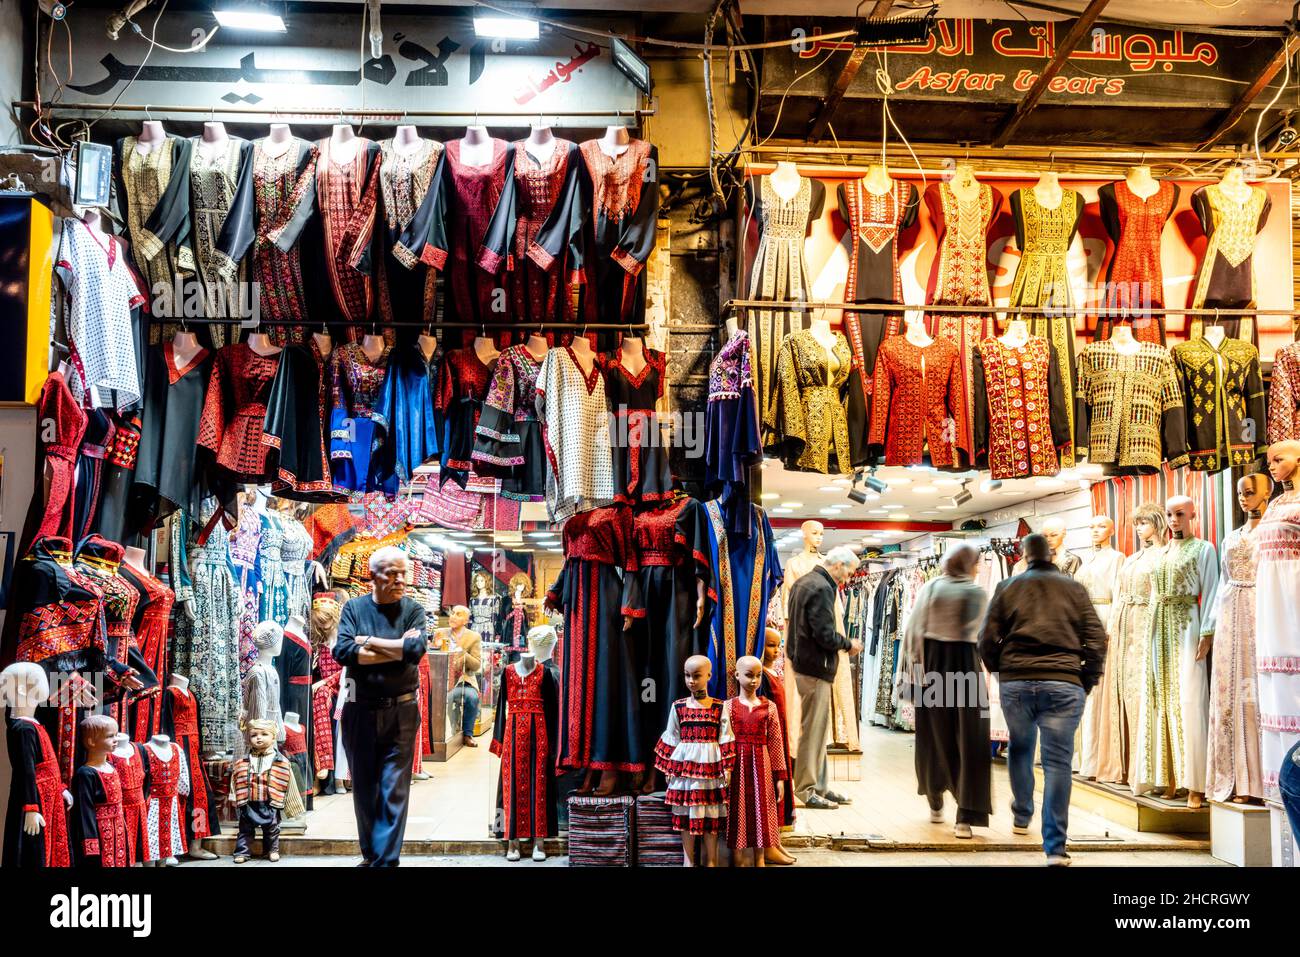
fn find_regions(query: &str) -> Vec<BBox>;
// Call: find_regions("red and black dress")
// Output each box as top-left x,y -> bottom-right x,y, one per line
197,342 -> 282,491
490,662 -> 559,840
760,668 -> 796,828
2,716 -> 70,868
725,696 -> 788,850
546,505 -> 642,772
472,344 -> 547,501
435,346 -> 496,490
621,497 -> 713,762
26,372 -> 87,549
71,765 -> 129,867
107,743 -> 148,865
121,564 -> 174,739
1096,179 -> 1178,343
600,348 -> 674,504
161,684 -> 216,844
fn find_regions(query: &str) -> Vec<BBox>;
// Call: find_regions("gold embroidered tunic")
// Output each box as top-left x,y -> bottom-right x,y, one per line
1074,340 -> 1189,475
1169,336 -> 1267,472
1188,183 -> 1271,345
764,329 -> 852,474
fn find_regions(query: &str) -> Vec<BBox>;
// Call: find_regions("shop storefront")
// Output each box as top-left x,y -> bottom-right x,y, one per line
0,0 -> 1298,877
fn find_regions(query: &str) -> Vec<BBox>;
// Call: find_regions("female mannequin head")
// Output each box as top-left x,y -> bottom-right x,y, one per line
473,571 -> 489,596
1238,472 -> 1274,518
1090,515 -> 1115,547
1165,495 -> 1196,539
800,520 -> 824,554
1132,502 -> 1168,547
509,572 -> 531,601
1267,440 -> 1300,487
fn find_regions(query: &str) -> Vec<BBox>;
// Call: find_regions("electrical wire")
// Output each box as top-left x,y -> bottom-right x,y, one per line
1254,40 -> 1293,163
128,19 -> 218,54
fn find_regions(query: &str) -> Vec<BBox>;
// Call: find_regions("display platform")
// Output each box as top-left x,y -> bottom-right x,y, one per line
1032,770 -> 1212,835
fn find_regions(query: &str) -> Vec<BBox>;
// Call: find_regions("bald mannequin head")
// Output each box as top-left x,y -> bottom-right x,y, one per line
1238,472 -> 1273,517
1041,517 -> 1067,552
1267,440 -> 1300,486
684,654 -> 712,700
1090,514 -> 1114,547
800,521 -> 825,553
1165,495 -> 1196,539
735,655 -> 764,696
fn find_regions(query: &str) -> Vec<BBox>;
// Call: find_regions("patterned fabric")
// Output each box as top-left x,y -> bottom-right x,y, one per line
107,745 -> 147,865
703,502 -> 782,699
488,663 -> 559,840
765,329 -> 852,473
441,138 -> 511,336
1255,486 -> 1300,800
316,136 -> 380,338
328,342 -> 393,492
375,138 -> 444,328
972,336 -> 1070,480
1189,183 -> 1271,343
474,344 -> 543,464
725,696 -> 787,850
198,342 -> 282,480
230,753 -> 293,807
31,373 -> 87,545
189,136 -> 248,342
537,347 -> 615,522
56,219 -> 147,410
1169,336 -> 1267,472
654,698 -> 734,834
1101,544 -> 1161,785
5,717 -> 71,867
1268,340 -> 1300,443
377,138 -> 443,266
122,565 -> 174,739
601,347 -> 673,504
868,334 -> 965,467
143,744 -> 190,861
13,538 -> 108,674
1074,340 -> 1188,474
119,135 -> 194,324
1096,179 -> 1177,342
434,346 -> 496,484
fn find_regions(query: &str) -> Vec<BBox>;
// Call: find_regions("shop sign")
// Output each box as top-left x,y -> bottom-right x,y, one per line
765,17 -> 1283,108
47,13 -> 639,120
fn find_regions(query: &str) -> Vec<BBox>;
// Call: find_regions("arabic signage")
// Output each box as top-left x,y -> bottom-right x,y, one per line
763,17 -> 1284,107
47,13 -> 639,120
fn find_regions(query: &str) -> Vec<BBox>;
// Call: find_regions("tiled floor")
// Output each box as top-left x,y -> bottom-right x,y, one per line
289,724 -> 1209,857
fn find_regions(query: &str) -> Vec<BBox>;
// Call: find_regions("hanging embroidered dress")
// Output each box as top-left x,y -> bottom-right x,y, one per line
308,137 -> 382,342
1135,537 -> 1218,794
1269,341 -> 1300,443
1255,484 -> 1300,802
704,332 -> 763,536
924,180 -> 998,462
1189,183 -> 1271,344
161,684 -> 215,845
971,335 -> 1071,480
261,340 -> 335,499
601,347 -> 674,504
374,137 -> 446,333
121,563 -> 174,740
379,343 -> 442,486
1095,179 -> 1178,343
536,346 -> 615,523
489,662 -> 560,840
764,329 -> 852,474
327,341 -> 393,494
115,135 -> 195,328
1074,340 -> 1189,475
868,334 -> 966,468
838,179 -> 919,466
744,174 -> 825,421
1170,336 -> 1267,472
216,136 -> 319,345
189,136 -> 253,342
435,346 -> 496,490
27,372 -> 87,545
1007,187 -> 1084,468
472,344 -> 546,500
1206,523 -> 1265,802
198,342 -> 282,486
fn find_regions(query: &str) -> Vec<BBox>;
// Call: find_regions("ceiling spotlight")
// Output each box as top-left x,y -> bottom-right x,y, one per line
980,479 -> 1003,493
863,468 -> 888,494
473,15 -> 540,39
949,480 -> 973,507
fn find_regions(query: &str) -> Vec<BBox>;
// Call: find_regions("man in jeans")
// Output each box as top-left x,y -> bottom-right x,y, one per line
978,533 -> 1106,866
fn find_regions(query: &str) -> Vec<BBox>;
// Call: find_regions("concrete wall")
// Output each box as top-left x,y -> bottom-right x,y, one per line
0,0 -> 26,147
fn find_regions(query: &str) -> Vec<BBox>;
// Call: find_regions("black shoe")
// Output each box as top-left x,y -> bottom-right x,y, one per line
821,790 -> 853,805
804,793 -> 839,809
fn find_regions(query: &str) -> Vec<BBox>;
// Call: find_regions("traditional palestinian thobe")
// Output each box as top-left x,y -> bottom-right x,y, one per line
141,742 -> 189,862
379,343 -> 442,486
374,137 -> 447,335
621,497 -> 714,762
161,684 -> 218,842
25,373 -> 87,549
490,661 -> 560,840
197,342 -> 282,491
261,341 -> 335,500
1135,537 -> 1218,794
2,716 -> 70,868
1255,484 -> 1300,803
704,331 -> 762,537
107,743 -> 148,865
701,500 -> 783,699
71,766 -> 129,867
546,505 -> 642,772
189,135 -> 253,345
1206,523 -> 1265,802
1074,545 -> 1124,779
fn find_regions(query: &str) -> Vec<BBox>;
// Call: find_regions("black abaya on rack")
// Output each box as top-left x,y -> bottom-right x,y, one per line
261,343 -> 336,500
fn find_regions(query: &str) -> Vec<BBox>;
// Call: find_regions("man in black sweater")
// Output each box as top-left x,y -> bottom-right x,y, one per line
978,532 -> 1107,866
334,545 -> 428,866
786,545 -> 863,809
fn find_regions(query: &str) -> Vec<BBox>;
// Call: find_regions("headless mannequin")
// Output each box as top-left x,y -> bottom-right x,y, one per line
392,123 -> 422,153
808,318 -> 842,373
146,734 -> 174,761
567,335 -> 595,374
619,334 -> 647,377
361,332 -> 386,362
123,545 -> 148,575
79,207 -> 107,237
198,121 -> 229,160
2,664 -> 73,837
171,328 -> 203,368
135,120 -> 167,153
1125,164 -> 1160,200
1110,321 -> 1141,355
247,332 -> 282,357
1218,165 -> 1253,203
903,312 -> 934,348
329,122 -> 361,164
473,334 -> 500,366
418,331 -> 438,362
1033,170 -> 1064,209
598,124 -> 630,158
313,328 -> 333,359
769,160 -> 802,202
263,123 -> 294,160
460,125 -> 495,166
723,316 -> 744,342
524,123 -> 558,164
1000,317 -> 1031,348
1203,324 -> 1227,350
524,333 -> 548,359
862,163 -> 892,196
948,162 -> 980,201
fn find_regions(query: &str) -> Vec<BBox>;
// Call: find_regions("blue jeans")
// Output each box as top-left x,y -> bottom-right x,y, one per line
449,681 -> 481,737
1281,740 -> 1300,848
999,680 -> 1086,857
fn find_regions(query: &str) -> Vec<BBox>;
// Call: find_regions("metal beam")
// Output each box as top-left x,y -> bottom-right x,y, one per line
991,0 -> 1112,148
806,0 -> 894,144
1202,33 -> 1300,148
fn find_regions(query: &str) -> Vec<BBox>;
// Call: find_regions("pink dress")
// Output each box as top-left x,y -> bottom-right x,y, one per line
725,696 -> 788,849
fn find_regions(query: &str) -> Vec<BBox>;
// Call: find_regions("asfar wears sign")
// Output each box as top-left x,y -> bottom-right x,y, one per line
47,13 -> 639,121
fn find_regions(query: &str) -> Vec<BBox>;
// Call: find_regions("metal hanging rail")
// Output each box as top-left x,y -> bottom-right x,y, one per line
721,299 -> 1300,319
143,317 -> 650,331
742,144 -> 1299,164
15,101 -> 654,120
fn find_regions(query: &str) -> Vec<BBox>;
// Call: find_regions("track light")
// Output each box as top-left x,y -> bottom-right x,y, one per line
863,468 -> 888,494
949,480 -> 973,507
847,472 -> 868,505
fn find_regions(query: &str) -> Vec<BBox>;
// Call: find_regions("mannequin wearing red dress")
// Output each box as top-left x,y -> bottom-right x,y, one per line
726,656 -> 788,867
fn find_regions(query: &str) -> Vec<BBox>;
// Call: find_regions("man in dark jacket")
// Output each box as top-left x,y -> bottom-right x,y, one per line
978,533 -> 1107,866
787,546 -> 863,809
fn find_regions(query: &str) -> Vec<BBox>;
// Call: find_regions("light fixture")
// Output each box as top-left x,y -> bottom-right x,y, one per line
819,486 -> 841,493
782,501 -> 803,509
949,480 -> 973,507
863,468 -> 888,494
771,507 -> 793,515
760,492 -> 780,500
980,479 -> 1003,493
819,507 -> 839,515
473,15 -> 540,40
610,35 -> 652,95
213,5 -> 287,31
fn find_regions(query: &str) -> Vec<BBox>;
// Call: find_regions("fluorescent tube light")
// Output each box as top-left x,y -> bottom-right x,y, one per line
473,16 -> 539,40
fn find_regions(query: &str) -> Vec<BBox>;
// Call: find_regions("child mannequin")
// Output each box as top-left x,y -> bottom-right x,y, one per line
726,656 -> 788,868
71,715 -> 130,867
231,719 -> 292,864
654,655 -> 734,867
760,628 -> 797,865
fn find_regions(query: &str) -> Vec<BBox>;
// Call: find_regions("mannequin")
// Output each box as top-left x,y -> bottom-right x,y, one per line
2,663 -> 72,868
1125,164 -> 1160,200
597,123 -> 630,157
71,715 -> 130,867
1217,164 -> 1252,202
524,331 -> 549,359
313,327 -> 334,359
79,206 -> 107,236
198,120 -> 229,158
247,331 -> 283,357
769,159 -> 802,202
242,621 -> 286,755
903,312 -> 934,348
1207,472 -> 1273,804
163,673 -> 217,859
329,121 -> 361,163
267,122 -> 293,146
418,330 -> 438,362
496,624 -> 561,863
727,655 -> 787,868
525,121 -> 558,164
361,331 -> 387,362
948,162 -> 980,200
473,333 -> 500,366
862,163 -> 892,195
108,731 -> 147,866
1033,169 -> 1063,208
142,733 -> 188,865
1075,516 -> 1125,779
136,119 -> 167,151
568,333 -> 595,373
1109,320 -> 1141,355
1013,517 -> 1080,575
1136,496 -> 1216,807
1255,440 -> 1300,814
760,627 -> 797,865
461,124 -> 495,166
619,333 -> 648,377
469,573 -> 499,643
393,123 -> 422,152
122,544 -> 148,573
808,318 -> 844,373
999,317 -> 1031,348
723,315 -> 744,342
1202,322 -> 1227,350
231,718 -> 291,864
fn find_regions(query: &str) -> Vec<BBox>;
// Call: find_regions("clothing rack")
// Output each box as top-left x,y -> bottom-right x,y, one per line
721,298 -> 1300,320
142,317 -> 651,331
17,101 -> 656,121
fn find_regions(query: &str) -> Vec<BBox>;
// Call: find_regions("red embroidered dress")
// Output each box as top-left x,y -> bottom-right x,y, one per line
142,743 -> 189,861
121,564 -> 175,739
162,686 -> 212,841
107,744 -> 147,865
3,716 -> 70,868
654,697 -> 735,834
490,662 -> 560,840
868,335 -> 967,467
198,342 -> 282,482
435,346 -> 496,489
1096,179 -> 1179,343
71,766 -> 129,867
315,137 -> 382,341
30,373 -> 88,545
725,696 -> 788,850
600,348 -> 673,503
972,336 -> 1071,480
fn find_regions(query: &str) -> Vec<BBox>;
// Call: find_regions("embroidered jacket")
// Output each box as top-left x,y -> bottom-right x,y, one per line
1169,337 -> 1267,472
1074,340 -> 1189,474
230,752 -> 293,809
868,334 -> 967,468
